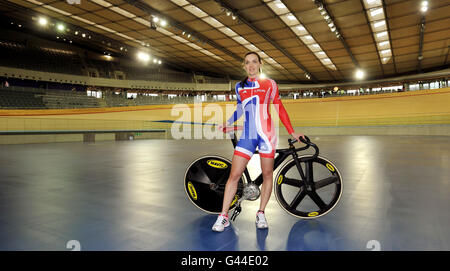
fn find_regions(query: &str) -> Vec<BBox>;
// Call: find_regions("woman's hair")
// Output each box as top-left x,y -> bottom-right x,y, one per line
240,51 -> 262,87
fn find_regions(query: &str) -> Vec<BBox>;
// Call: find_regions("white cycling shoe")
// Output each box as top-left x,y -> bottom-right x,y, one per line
256,211 -> 268,229
212,214 -> 230,232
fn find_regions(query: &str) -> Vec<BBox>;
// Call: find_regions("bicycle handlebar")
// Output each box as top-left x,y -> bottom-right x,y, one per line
220,125 -> 319,159
288,136 -> 319,159
288,135 -> 310,145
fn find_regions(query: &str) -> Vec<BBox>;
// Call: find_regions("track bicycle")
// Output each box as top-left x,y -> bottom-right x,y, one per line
184,126 -> 343,221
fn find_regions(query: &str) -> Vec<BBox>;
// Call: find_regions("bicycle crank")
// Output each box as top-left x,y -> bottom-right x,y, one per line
230,183 -> 261,221
230,204 -> 241,221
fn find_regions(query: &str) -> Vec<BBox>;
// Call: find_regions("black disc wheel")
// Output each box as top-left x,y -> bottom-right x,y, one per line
274,155 -> 343,219
184,156 -> 244,214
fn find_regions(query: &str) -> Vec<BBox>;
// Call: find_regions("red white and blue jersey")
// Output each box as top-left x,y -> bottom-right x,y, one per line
226,77 -> 294,160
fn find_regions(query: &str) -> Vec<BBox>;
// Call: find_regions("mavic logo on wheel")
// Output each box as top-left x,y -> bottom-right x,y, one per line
187,182 -> 198,200
308,212 -> 319,217
207,160 -> 228,169
326,163 -> 335,172
277,175 -> 283,185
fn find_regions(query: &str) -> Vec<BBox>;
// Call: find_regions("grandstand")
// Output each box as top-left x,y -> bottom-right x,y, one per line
0,88 -> 46,109
0,0 -> 448,144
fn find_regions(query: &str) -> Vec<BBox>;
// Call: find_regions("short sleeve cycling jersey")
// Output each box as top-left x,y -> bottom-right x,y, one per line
226,77 -> 294,160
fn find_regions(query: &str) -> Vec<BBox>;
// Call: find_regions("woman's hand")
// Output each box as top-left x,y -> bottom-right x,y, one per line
218,123 -> 227,132
290,132 -> 306,143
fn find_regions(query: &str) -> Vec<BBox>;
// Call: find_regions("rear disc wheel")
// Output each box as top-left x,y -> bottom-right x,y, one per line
184,155 -> 244,214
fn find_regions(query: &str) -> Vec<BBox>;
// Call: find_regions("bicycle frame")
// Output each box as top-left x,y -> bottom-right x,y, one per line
229,130 -> 319,188
184,126 -> 341,221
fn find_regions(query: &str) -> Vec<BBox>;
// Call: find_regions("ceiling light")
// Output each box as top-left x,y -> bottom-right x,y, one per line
137,52 -> 150,62
276,2 -> 286,9
370,8 -> 383,17
152,17 -> 159,23
355,69 -> 365,80
160,20 -> 167,27
376,31 -> 388,38
378,41 -> 389,47
421,5 -> 428,12
158,60 -> 162,64
373,20 -> 386,28
231,14 -> 237,20
56,23 -> 65,32
91,0 -> 112,8
38,17 -> 48,26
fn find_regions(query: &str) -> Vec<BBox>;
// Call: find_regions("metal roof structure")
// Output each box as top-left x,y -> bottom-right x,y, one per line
1,0 -> 449,82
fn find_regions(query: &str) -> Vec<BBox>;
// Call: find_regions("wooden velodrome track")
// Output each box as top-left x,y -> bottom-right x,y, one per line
1,88 -> 450,133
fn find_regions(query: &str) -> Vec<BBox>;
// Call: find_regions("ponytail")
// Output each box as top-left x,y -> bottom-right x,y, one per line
240,76 -> 248,88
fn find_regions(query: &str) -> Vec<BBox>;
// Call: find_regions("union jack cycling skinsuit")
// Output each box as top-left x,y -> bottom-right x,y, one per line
226,77 -> 295,160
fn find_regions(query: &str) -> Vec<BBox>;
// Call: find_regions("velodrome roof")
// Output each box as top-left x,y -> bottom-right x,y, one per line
1,0 -> 449,83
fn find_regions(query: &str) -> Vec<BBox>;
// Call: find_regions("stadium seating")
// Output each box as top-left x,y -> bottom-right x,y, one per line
0,88 -> 46,109
0,87 -> 101,109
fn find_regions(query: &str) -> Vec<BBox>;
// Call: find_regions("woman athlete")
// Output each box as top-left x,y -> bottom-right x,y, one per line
213,52 -> 305,232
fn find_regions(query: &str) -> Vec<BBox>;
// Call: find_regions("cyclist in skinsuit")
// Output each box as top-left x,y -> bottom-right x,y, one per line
213,52 -> 305,232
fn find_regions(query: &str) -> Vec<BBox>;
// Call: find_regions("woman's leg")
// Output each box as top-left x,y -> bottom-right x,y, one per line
220,154 -> 250,215
258,157 -> 274,211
